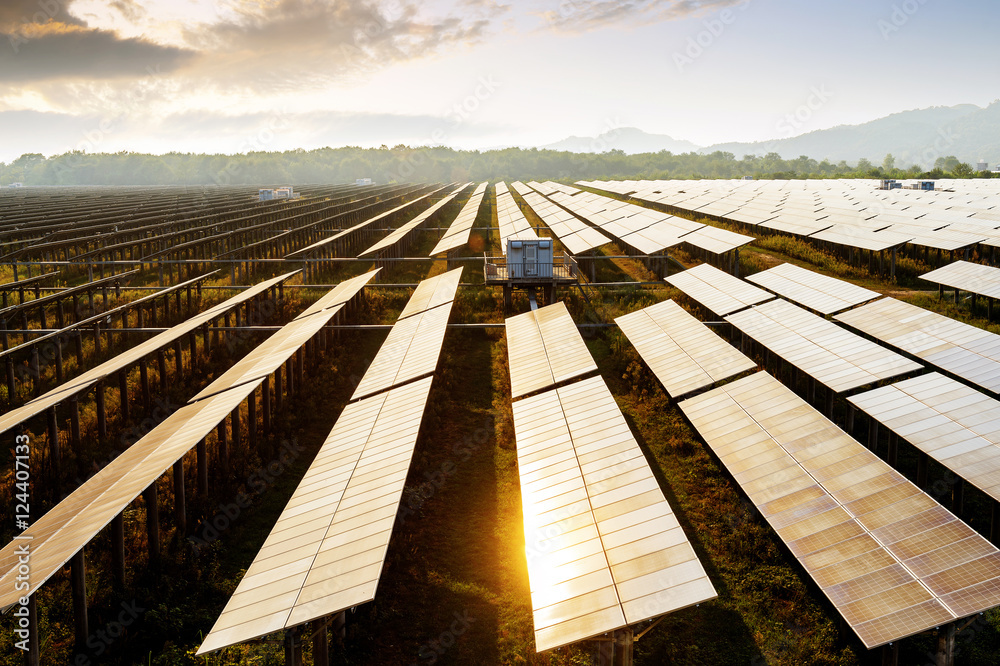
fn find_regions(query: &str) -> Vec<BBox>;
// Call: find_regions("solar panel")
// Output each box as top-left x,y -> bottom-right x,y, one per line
350,269 -> 461,400
198,376 -> 434,654
0,271 -> 299,439
920,260 -> 1000,300
849,373 -> 1000,503
665,263 -> 774,317
679,371 -> 1000,649
360,184 -> 469,257
880,224 -> 985,252
835,297 -> 1000,395
515,376 -> 716,652
809,225 -> 911,253
430,183 -> 488,256
682,225 -> 755,255
615,299 -> 756,398
0,272 -> 377,610
192,270 -> 380,400
518,190 -> 611,254
496,182 -> 540,252
397,267 -> 463,320
746,263 -> 882,315
726,299 -> 922,393
506,301 -> 598,399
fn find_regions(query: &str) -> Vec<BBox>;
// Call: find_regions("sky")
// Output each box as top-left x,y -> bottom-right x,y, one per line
0,0 -> 997,161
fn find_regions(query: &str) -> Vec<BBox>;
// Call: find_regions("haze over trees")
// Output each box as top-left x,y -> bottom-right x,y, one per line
0,148 -> 989,187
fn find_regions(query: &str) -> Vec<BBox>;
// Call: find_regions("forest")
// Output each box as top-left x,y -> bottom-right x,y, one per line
0,147 -> 991,187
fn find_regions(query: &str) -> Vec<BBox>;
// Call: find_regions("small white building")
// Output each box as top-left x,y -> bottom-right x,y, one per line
977,159 -> 989,172
356,178 -> 373,186
258,188 -> 274,201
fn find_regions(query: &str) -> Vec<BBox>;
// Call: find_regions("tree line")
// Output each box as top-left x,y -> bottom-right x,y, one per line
0,147 -> 992,187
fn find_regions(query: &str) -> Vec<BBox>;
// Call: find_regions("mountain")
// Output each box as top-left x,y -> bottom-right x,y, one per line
704,104 -> 995,167
540,127 -> 701,155
537,104 -> 1000,168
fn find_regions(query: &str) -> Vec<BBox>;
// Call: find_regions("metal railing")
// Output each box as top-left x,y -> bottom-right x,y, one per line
483,254 -> 580,281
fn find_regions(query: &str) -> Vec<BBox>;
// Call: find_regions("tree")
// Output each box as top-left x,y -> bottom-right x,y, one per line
952,162 -> 975,178
882,153 -> 896,172
934,156 -> 961,173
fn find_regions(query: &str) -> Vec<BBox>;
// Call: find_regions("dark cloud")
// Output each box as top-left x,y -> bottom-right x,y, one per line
536,0 -> 749,32
0,0 -> 84,28
0,25 -> 194,82
0,0 -> 194,82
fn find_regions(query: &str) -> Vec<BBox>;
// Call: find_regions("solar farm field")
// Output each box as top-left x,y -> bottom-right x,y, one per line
3,179 -> 1000,666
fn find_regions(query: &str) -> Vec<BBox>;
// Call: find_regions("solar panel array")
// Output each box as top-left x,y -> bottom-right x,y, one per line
835,297 -> 1000,395
726,299 -> 923,393
0,271 -> 299,438
429,182 -> 488,256
532,182 -> 752,256
199,376 -> 435,653
849,373 -> 1000,504
679,371 -> 1000,649
505,301 -> 598,398
517,189 -> 611,255
615,299 -> 756,399
351,267 -> 462,400
665,262 -> 774,316
0,270 -> 380,610
746,263 -> 882,315
287,185 -> 451,258
359,183 -> 470,257
496,181 -> 539,252
514,375 -> 717,651
0,270 -> 139,320
0,270 -> 219,361
580,178 -> 1000,255
920,260 -> 1000,300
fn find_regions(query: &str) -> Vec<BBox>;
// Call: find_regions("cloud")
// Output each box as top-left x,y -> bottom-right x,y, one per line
534,0 -> 749,32
0,0 -> 84,27
178,0 -> 510,91
0,0 -> 194,82
0,23 -> 194,82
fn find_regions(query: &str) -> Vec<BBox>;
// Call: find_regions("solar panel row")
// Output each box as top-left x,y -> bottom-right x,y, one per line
679,371 -> 1000,649
0,270 -> 380,611
199,268 -> 461,653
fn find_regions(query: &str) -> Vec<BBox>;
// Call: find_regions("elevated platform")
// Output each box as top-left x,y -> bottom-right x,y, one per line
484,253 -> 581,311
